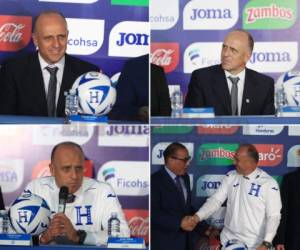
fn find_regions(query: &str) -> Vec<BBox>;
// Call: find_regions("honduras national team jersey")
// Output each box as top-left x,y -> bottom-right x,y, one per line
196,168 -> 281,249
25,176 -> 130,245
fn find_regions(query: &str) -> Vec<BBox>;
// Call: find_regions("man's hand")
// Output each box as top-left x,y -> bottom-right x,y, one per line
180,215 -> 198,231
40,213 -> 79,244
256,245 -> 268,250
275,245 -> 285,250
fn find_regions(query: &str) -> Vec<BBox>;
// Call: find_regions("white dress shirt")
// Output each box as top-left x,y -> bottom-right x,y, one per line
38,53 -> 65,107
225,69 -> 246,116
196,168 -> 281,248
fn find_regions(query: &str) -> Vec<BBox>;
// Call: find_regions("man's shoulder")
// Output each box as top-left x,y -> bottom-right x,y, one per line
2,53 -> 37,68
82,177 -> 114,193
65,54 -> 98,71
192,64 -> 222,75
26,176 -> 55,190
246,67 -> 274,83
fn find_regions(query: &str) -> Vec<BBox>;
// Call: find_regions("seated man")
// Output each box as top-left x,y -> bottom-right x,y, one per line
184,29 -> 275,116
25,141 -> 130,245
109,54 -> 149,122
0,10 -> 98,117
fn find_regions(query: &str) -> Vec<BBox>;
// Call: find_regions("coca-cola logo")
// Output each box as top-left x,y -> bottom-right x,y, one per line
151,42 -> 179,73
124,209 -> 149,244
0,15 -> 32,52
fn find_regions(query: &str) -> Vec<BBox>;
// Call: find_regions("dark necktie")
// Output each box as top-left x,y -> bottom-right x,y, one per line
46,66 -> 58,117
175,176 -> 186,203
228,76 -> 240,115
66,194 -> 76,203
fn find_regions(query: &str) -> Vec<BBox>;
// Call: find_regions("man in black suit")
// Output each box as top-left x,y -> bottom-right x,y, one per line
185,29 -> 275,116
109,54 -> 149,122
151,63 -> 171,116
274,169 -> 300,250
151,142 -> 208,250
0,10 -> 98,117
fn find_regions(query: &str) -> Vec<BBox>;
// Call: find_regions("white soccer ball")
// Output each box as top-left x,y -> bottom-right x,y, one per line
223,239 -> 248,250
9,191 -> 51,235
72,71 -> 117,116
275,70 -> 300,106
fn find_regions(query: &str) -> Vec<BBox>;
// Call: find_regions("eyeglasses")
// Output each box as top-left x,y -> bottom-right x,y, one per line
170,155 -> 191,163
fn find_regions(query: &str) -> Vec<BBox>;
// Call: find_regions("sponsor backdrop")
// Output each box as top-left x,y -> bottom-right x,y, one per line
150,0 -> 300,96
0,0 -> 148,82
151,125 -> 300,232
0,124 -> 149,243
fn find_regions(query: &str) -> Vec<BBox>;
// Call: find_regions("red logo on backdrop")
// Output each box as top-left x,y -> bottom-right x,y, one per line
254,144 -> 283,167
0,15 -> 32,51
124,209 -> 149,245
197,125 -> 239,135
151,42 -> 179,73
32,159 -> 94,179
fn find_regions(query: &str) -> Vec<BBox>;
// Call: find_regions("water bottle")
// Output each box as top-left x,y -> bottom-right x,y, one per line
0,210 -> 9,234
275,87 -> 286,117
108,212 -> 120,238
64,89 -> 78,116
171,88 -> 183,117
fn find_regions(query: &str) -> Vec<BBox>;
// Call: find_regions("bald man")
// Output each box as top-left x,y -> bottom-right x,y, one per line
185,29 -> 275,116
0,10 -> 98,117
25,141 -> 130,245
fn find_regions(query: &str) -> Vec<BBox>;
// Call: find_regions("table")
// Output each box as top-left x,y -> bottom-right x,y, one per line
1,245 -> 148,250
151,115 -> 300,125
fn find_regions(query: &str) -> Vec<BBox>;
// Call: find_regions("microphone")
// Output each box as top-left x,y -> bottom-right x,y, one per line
58,186 -> 68,213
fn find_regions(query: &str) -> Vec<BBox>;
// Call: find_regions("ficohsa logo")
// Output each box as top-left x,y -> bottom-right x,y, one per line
109,21 -> 149,57
0,15 -> 32,52
254,144 -> 283,167
97,161 -> 148,196
196,175 -> 225,197
183,0 -> 238,30
0,159 -> 24,193
197,143 -> 239,166
206,207 -> 225,229
150,0 -> 179,30
66,18 -> 104,55
152,142 -> 194,165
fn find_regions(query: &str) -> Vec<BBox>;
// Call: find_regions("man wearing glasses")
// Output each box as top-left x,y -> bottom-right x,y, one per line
192,144 -> 281,250
151,142 -> 208,250
25,141 -> 130,245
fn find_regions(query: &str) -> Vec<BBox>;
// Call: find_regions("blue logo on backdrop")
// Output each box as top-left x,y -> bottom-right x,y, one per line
68,38 -> 98,47
201,181 -> 221,191
248,183 -> 261,197
250,51 -> 291,64
116,32 -> 149,46
190,8 -> 232,20
75,206 -> 93,225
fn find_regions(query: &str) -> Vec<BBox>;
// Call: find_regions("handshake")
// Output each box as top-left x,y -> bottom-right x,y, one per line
180,214 -> 200,231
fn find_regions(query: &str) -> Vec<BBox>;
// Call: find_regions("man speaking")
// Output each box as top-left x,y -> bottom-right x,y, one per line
0,10 -> 98,117
25,141 -> 130,245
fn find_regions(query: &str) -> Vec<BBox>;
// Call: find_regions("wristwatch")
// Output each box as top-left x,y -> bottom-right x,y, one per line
77,230 -> 87,244
262,241 -> 272,249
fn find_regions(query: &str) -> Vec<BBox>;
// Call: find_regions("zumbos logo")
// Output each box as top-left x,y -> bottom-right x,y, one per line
109,21 -> 149,57
66,18 -> 104,55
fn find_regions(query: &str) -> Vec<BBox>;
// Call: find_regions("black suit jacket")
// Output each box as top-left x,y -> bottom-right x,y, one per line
151,168 -> 207,250
184,64 -> 275,115
109,54 -> 149,121
0,53 -> 98,117
273,170 -> 300,250
151,64 -> 171,116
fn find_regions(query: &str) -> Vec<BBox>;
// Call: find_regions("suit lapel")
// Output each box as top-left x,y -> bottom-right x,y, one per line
241,68 -> 256,115
31,54 -> 48,115
161,168 -> 187,208
212,66 -> 231,114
